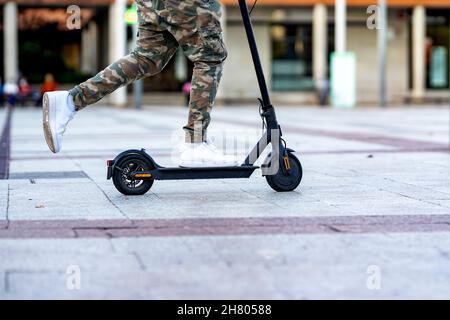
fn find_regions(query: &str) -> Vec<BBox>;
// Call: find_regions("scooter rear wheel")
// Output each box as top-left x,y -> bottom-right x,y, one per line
265,153 -> 302,192
112,155 -> 154,195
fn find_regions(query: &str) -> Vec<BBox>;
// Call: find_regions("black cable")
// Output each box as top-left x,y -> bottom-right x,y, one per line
249,0 -> 258,16
259,102 -> 267,133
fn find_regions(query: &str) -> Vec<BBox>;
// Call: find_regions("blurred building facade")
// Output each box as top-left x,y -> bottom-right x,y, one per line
220,0 -> 450,105
1,0 -> 111,82
1,0 -> 450,106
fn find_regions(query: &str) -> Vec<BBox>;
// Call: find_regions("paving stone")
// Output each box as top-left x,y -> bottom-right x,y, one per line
2,106 -> 450,298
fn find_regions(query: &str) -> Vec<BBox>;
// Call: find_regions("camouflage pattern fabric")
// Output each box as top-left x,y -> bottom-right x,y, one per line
70,0 -> 227,143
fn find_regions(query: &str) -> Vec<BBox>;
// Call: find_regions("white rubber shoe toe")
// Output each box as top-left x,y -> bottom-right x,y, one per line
42,91 -> 75,153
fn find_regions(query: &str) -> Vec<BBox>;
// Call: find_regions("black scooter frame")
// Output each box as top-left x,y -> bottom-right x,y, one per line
107,0 -> 293,182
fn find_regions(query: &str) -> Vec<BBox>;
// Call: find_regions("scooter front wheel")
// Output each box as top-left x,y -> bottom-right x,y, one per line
112,155 -> 154,195
265,153 -> 302,192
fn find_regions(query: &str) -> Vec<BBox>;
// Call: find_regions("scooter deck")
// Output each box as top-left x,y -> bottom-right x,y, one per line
151,165 -> 259,180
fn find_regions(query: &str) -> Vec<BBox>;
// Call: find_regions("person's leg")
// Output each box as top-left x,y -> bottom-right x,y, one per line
166,0 -> 227,143
43,0 -> 179,153
163,0 -> 236,166
70,27 -> 179,110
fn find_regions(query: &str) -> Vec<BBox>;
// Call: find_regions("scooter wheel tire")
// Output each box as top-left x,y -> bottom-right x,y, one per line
265,153 -> 303,192
112,155 -> 154,196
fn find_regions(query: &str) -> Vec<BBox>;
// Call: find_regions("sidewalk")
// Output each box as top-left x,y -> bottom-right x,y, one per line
1,105 -> 450,299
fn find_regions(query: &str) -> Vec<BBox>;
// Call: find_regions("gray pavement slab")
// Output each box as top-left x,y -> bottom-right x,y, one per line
1,232 -> 450,299
2,105 -> 450,299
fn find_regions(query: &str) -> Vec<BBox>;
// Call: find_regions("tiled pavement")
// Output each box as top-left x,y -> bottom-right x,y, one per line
1,104 -> 450,299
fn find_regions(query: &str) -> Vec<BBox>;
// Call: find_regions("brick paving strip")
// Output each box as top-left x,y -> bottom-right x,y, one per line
217,116 -> 450,151
0,214 -> 449,239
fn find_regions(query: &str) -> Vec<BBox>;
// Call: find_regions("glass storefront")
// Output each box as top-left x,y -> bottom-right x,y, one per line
271,24 -> 314,91
425,9 -> 450,89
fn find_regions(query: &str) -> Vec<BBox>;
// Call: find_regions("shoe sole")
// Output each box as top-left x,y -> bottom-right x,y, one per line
42,93 -> 56,153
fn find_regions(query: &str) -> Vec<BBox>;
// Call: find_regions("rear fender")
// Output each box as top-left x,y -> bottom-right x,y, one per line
107,149 -> 158,180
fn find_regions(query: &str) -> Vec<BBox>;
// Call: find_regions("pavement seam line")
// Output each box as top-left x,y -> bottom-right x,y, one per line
5,184 -> 10,229
0,106 -> 12,180
131,251 -> 147,271
79,162 -> 133,222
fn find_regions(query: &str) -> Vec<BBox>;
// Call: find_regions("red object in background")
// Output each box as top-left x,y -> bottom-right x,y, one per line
18,78 -> 33,96
40,73 -> 58,95
40,81 -> 57,94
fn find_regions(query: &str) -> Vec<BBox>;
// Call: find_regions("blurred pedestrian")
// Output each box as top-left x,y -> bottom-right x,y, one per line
38,73 -> 58,107
3,79 -> 19,106
17,76 -> 39,106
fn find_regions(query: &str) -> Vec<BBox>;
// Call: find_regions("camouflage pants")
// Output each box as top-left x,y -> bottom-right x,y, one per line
70,0 -> 227,143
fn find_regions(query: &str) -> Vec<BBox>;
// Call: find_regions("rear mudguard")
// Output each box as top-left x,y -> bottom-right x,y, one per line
107,149 -> 158,180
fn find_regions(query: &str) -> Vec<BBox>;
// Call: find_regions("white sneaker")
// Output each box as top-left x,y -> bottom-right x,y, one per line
42,91 -> 76,153
179,142 -> 239,167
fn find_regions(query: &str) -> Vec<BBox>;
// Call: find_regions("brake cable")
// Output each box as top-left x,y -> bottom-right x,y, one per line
249,0 -> 258,16
259,101 -> 266,133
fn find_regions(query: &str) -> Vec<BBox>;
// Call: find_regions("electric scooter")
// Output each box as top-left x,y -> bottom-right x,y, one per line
107,0 -> 303,195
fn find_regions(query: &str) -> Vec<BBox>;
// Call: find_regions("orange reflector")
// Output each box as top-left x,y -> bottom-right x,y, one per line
283,156 -> 291,170
134,173 -> 152,178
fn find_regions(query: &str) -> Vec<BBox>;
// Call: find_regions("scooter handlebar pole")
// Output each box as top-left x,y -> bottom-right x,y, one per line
238,0 -> 272,109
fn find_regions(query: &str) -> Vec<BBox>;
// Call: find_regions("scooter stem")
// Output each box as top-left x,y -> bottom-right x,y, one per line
238,0 -> 272,110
